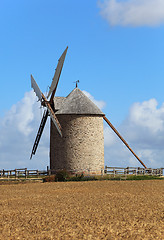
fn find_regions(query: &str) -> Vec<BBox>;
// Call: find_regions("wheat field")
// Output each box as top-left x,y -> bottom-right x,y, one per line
0,180 -> 164,239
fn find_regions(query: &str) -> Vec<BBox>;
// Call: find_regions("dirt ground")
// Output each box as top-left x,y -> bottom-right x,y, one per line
0,180 -> 164,240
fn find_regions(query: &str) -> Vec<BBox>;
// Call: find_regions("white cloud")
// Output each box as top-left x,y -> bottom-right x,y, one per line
98,0 -> 164,27
122,99 -> 164,146
104,126 -> 118,146
83,90 -> 106,110
2,92 -> 36,136
128,99 -> 164,133
0,91 -> 49,170
105,98 -> 164,168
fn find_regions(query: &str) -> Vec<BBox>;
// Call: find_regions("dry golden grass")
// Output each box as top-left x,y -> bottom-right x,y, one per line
0,180 -> 164,239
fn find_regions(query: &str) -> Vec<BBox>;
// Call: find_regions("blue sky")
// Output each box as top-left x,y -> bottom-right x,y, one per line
1,0 -> 164,170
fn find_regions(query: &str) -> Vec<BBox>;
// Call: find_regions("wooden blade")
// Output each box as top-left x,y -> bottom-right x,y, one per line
47,46 -> 68,100
42,94 -> 62,136
103,116 -> 147,168
31,74 -> 43,102
30,110 -> 48,159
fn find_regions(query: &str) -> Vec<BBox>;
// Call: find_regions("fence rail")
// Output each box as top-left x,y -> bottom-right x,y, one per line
0,166 -> 163,180
104,166 -> 163,176
0,168 -> 47,179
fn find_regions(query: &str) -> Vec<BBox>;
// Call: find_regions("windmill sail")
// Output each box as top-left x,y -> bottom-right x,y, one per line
30,110 -> 48,159
45,102 -> 62,137
103,116 -> 147,168
31,75 -> 43,101
30,47 -> 67,159
47,46 -> 68,99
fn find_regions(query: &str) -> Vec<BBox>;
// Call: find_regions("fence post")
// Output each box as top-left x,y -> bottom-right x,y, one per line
15,169 -> 17,179
113,168 -> 115,178
124,168 -> 127,179
25,168 -> 27,179
157,169 -> 160,176
160,168 -> 163,176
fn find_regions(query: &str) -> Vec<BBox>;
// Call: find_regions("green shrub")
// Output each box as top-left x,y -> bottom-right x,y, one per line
68,173 -> 85,181
55,170 -> 70,182
126,175 -> 161,181
43,173 -> 163,183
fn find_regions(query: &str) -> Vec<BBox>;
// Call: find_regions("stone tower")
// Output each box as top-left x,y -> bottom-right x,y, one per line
50,88 -> 104,174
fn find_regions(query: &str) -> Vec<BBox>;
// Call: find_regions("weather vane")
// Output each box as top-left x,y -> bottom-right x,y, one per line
74,80 -> 80,88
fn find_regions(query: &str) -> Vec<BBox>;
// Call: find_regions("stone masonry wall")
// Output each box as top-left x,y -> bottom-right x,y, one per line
50,115 -> 104,174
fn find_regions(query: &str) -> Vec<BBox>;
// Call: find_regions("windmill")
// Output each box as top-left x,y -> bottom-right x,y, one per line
30,46 -> 146,173
30,46 -> 68,160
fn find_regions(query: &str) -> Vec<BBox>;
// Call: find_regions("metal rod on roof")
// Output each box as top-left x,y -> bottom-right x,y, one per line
74,80 -> 79,88
103,116 -> 147,169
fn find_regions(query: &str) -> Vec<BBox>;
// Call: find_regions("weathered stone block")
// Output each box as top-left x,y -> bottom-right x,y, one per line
50,115 -> 104,174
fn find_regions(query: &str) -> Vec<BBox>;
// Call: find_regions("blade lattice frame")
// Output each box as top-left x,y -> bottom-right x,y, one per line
30,110 -> 48,159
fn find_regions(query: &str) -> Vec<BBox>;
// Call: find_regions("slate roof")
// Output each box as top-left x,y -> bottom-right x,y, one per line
54,97 -> 66,110
54,88 -> 104,116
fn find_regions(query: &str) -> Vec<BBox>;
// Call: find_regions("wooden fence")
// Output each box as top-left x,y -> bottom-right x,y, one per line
104,166 -> 163,177
0,168 -> 47,179
0,166 -> 163,180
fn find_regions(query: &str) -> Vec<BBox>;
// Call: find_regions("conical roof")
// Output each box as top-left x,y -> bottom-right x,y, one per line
54,88 -> 104,115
